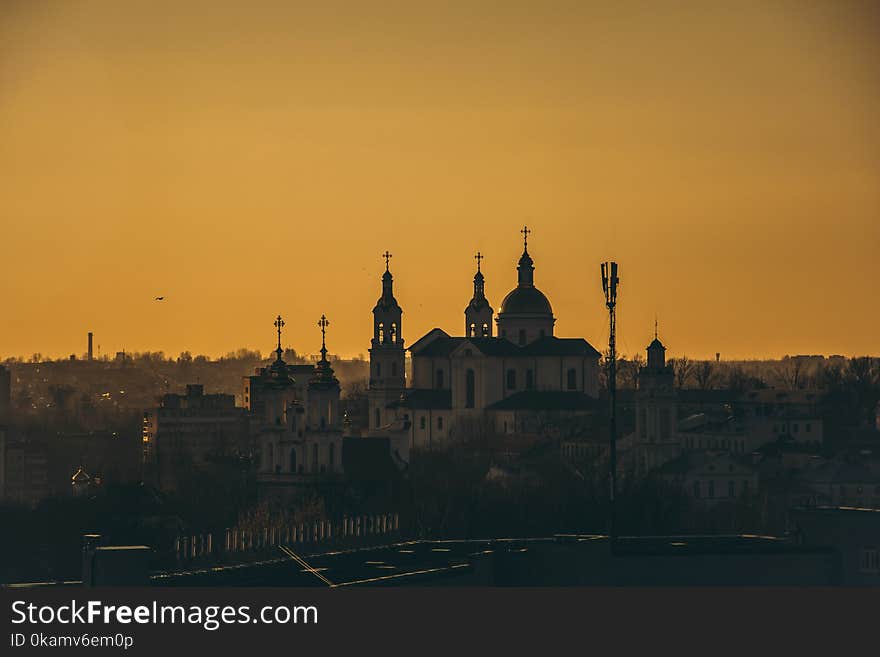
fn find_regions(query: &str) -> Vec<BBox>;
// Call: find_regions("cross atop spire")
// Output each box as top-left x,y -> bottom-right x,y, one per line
521,225 -> 531,252
274,315 -> 285,354
383,250 -> 392,271
317,314 -> 330,361
474,251 -> 483,272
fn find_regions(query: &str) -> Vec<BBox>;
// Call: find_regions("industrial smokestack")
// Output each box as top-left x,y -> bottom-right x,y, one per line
88,332 -> 94,361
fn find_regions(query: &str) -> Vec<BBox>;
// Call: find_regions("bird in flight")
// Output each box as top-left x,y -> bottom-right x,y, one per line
155,296 -> 165,301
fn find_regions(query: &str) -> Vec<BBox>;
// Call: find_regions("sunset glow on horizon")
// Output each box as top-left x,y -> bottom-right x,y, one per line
1,1 -> 878,362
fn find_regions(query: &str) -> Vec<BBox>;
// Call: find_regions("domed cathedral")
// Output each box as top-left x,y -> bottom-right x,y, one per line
496,226 -> 555,345
368,251 -> 407,432
369,228 -> 603,450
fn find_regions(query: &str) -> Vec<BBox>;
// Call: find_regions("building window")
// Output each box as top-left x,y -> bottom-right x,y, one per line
481,323 -> 489,337
806,423 -> 811,432
860,547 -> 879,574
437,416 -> 443,430
728,480 -> 735,498
312,444 -> 318,472
390,323 -> 397,342
793,423 -> 799,433
465,369 -> 475,408
469,322 -> 476,337
436,369 -> 444,388
566,368 -> 577,390
391,362 -> 397,377
518,329 -> 526,346
375,408 -> 381,428
526,369 -> 534,389
420,416 -> 426,430
328,443 -> 335,471
378,323 -> 385,342
708,480 -> 715,498
506,369 -> 516,390
289,449 -> 297,473
693,481 -> 701,498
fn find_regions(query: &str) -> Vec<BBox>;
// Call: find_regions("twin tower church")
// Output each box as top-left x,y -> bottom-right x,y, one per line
368,228 -> 602,450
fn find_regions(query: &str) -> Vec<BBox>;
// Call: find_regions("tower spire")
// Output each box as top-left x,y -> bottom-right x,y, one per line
310,313 -> 339,388
274,314 -> 285,361
520,225 -> 531,253
474,251 -> 483,272
516,227 -> 535,286
655,315 -> 659,340
318,314 -> 330,363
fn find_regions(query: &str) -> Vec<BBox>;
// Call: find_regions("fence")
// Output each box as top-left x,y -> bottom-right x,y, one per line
171,512 -> 400,564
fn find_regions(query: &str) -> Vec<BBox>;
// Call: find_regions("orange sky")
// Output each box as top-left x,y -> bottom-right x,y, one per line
1,1 -> 878,361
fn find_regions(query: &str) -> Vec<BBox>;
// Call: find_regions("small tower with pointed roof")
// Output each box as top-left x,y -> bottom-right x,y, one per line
243,315 -> 300,427
369,252 -> 406,429
465,251 -> 494,337
308,315 -> 341,431
636,321 -> 677,449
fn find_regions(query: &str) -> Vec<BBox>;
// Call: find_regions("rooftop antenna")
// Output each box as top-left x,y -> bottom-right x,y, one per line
601,261 -> 620,546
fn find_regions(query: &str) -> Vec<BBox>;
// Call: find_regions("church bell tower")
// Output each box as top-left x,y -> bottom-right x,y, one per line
465,251 -> 493,337
368,251 -> 406,429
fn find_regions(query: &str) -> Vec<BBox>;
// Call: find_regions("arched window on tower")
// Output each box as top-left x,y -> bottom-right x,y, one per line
378,323 -> 385,343
566,368 -> 577,390
481,323 -> 489,337
469,323 -> 476,337
390,323 -> 397,343
465,369 -> 475,408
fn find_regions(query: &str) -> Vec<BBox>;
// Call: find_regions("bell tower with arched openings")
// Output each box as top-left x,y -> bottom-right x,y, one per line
369,251 -> 406,430
465,251 -> 494,337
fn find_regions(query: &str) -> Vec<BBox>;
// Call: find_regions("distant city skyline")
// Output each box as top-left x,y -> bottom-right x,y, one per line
1,2 -> 879,360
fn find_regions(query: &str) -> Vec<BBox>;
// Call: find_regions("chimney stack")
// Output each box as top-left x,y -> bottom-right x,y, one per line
87,332 -> 94,361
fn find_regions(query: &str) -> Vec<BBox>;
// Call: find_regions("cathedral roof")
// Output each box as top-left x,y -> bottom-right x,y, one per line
486,391 -> 600,411
499,285 -> 553,316
412,335 -> 600,359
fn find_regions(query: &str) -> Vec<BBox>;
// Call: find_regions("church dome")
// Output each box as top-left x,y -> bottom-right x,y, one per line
500,285 -> 553,315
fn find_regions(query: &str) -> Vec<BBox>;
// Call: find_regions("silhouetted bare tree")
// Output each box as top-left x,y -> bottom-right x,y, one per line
694,361 -> 716,390
670,355 -> 694,388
